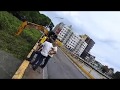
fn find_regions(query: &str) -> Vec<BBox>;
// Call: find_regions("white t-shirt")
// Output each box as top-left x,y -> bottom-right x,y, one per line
48,46 -> 57,57
40,41 -> 53,57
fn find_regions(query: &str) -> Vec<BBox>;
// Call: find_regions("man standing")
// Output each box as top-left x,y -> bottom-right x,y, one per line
40,41 -> 58,69
27,36 -> 48,62
31,38 -> 53,71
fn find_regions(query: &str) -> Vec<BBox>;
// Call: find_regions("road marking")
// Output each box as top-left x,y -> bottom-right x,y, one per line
12,60 -> 29,79
12,42 -> 38,79
43,68 -> 44,79
12,36 -> 45,79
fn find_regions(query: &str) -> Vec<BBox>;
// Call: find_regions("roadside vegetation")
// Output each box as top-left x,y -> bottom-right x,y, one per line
0,11 -> 52,60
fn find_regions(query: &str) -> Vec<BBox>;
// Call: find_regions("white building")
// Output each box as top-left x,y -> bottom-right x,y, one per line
62,27 -> 73,44
57,25 -> 71,41
53,22 -> 65,34
65,33 -> 81,51
53,23 -> 89,57
53,22 -> 72,42
74,38 -> 88,56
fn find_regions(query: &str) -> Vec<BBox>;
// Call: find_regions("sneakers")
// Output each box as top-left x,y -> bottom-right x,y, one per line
40,65 -> 44,69
32,65 -> 37,71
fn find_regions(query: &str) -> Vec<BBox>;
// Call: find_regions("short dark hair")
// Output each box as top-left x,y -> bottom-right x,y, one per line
48,31 -> 57,41
47,38 -> 53,43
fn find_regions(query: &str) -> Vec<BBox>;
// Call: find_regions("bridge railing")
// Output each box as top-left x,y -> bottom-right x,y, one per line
61,46 -> 111,79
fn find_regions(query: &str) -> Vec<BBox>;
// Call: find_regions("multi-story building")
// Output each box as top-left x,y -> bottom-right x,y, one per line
65,33 -> 80,51
73,38 -> 88,57
53,22 -> 72,42
53,23 -> 95,59
85,53 -> 95,62
93,61 -> 103,70
106,68 -> 114,77
85,39 -> 95,52
80,34 -> 95,59
53,22 -> 65,34
57,25 -> 72,41
62,29 -> 73,45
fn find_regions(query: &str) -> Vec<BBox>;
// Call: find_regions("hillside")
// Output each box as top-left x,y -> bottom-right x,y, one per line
0,11 -> 42,60
8,11 -> 54,31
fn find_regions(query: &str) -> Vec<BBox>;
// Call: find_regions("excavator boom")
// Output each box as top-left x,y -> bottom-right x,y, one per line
15,21 -> 49,36
15,20 -> 63,47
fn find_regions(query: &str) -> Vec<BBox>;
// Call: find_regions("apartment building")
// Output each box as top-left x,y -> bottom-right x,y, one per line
73,38 -> 88,57
57,25 -> 71,41
62,29 -> 73,45
80,34 -> 95,59
53,22 -> 72,42
53,23 -> 95,59
53,22 -> 65,34
65,33 -> 81,51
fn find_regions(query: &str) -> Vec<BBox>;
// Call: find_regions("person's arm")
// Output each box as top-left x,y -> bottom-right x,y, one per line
35,42 -> 45,51
49,47 -> 57,54
35,44 -> 41,51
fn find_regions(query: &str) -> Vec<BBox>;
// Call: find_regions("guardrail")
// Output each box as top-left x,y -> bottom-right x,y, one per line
61,46 -> 111,79
77,57 -> 111,79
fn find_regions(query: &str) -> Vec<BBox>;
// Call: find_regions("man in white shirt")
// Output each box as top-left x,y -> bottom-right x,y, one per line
31,38 -> 53,71
40,41 -> 58,69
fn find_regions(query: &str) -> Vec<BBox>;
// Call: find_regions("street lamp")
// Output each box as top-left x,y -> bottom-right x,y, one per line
47,17 -> 64,29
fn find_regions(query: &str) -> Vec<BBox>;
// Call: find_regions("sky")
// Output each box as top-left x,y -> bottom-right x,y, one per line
40,11 -> 120,72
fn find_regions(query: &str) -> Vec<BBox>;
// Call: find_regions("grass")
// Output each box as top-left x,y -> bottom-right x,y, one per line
0,11 -> 42,60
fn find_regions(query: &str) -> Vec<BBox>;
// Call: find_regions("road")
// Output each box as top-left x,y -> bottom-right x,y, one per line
47,48 -> 87,79
0,50 -> 22,79
22,48 -> 87,79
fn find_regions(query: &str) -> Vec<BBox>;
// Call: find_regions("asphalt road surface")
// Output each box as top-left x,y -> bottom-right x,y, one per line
47,48 -> 87,79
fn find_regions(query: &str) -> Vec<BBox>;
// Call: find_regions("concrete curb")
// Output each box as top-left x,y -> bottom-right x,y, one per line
12,39 -> 40,79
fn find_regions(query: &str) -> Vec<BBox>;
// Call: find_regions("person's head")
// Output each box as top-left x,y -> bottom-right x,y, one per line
47,38 -> 53,43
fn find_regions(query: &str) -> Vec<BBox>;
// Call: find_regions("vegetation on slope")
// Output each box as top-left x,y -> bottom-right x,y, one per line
0,11 -> 43,60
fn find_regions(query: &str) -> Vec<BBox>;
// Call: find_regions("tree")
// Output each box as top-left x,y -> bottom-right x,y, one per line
101,65 -> 109,73
48,22 -> 54,31
8,11 -> 54,28
112,71 -> 120,79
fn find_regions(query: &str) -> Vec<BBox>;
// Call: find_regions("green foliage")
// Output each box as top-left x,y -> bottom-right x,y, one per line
112,71 -> 120,79
0,11 -> 42,60
8,11 -> 54,30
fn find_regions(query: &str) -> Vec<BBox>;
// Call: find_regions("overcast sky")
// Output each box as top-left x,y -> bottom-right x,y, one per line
40,11 -> 120,72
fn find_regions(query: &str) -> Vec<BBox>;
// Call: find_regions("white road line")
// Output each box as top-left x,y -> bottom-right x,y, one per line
43,68 -> 44,79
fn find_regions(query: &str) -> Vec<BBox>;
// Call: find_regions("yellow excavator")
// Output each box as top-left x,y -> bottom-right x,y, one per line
15,20 -> 63,46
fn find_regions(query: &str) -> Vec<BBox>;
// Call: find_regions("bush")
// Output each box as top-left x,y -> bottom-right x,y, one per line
0,11 -> 42,60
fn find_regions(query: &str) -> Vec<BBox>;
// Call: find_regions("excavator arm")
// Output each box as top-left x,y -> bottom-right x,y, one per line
15,21 -> 49,36
15,20 -> 63,47
15,21 -> 28,36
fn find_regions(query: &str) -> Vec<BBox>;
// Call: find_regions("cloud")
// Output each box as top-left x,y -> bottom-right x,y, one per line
40,11 -> 120,72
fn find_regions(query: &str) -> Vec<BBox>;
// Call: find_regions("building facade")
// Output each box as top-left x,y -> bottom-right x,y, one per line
65,33 -> 80,51
53,22 -> 73,42
53,22 -> 65,35
73,38 -> 88,57
62,29 -> 73,45
53,23 -> 95,59
57,25 -> 72,42
80,34 -> 95,59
